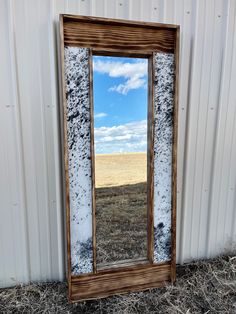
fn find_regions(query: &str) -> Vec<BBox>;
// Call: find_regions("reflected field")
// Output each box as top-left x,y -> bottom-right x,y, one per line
95,152 -> 147,265
93,55 -> 148,267
95,152 -> 147,188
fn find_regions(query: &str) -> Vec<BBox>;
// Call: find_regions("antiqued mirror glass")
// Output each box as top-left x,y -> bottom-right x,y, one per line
93,55 -> 149,267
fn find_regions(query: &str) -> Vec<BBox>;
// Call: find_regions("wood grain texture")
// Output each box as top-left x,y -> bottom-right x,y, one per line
171,26 -> 180,283
89,50 -> 97,274
71,262 -> 171,301
59,15 -> 72,299
62,15 -> 176,53
92,49 -> 152,58
147,56 -> 154,263
97,257 -> 149,271
63,14 -> 179,29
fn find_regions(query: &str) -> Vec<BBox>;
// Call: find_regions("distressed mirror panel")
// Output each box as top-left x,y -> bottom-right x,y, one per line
64,46 -> 93,275
153,53 -> 175,263
93,56 -> 148,266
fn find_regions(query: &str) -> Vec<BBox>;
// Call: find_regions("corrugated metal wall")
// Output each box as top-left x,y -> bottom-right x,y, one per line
0,0 -> 236,288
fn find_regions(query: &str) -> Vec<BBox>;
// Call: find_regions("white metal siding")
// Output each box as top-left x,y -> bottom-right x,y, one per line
0,0 -> 235,288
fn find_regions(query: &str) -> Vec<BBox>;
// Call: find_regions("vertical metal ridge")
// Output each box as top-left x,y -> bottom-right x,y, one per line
34,0 -> 52,279
224,109 -> 236,246
177,0 -> 196,263
128,0 -> 132,20
206,0 -> 236,257
23,0 -> 42,279
196,0 -> 216,258
140,0 -> 144,21
7,0 -> 32,282
205,1 -> 228,256
53,3 -> 68,276
90,0 -> 95,16
49,0 -> 65,281
191,0 -> 209,259
104,0 -> 108,17
181,1 -> 196,261
216,0 -> 236,254
175,0 -> 187,264
230,170 -> 236,250
222,8 -> 236,248
25,0 -> 46,281
180,0 -> 206,262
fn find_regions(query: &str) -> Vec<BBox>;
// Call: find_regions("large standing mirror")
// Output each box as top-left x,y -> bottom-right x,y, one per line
60,14 -> 179,302
93,56 -> 148,267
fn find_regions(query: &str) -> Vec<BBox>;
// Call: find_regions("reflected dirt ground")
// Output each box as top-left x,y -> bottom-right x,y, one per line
95,153 -> 147,265
96,182 -> 147,264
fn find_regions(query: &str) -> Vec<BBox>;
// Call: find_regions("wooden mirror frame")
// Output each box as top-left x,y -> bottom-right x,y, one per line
60,14 -> 179,302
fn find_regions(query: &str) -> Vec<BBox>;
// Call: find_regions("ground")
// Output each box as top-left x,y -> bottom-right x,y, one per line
96,182 -> 147,264
95,152 -> 147,188
0,256 -> 235,313
95,152 -> 147,265
2,155 -> 234,312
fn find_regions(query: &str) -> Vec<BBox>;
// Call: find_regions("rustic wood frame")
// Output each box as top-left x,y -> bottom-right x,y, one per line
60,14 -> 179,302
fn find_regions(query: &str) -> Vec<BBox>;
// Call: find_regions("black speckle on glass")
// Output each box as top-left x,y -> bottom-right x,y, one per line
153,53 -> 174,263
65,46 -> 93,275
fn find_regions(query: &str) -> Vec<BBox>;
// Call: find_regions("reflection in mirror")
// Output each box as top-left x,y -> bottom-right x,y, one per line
93,55 -> 148,267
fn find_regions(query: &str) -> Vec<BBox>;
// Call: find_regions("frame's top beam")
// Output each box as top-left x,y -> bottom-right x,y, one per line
61,14 -> 178,54
61,14 -> 180,30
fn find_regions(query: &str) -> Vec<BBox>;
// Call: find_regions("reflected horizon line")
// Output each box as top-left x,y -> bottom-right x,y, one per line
95,151 -> 147,155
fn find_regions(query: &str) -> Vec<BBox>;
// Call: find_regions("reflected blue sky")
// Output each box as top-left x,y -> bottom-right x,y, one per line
93,56 -> 148,154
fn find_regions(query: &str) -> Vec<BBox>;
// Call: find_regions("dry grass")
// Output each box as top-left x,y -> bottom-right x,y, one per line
1,256 -> 236,313
95,152 -> 146,188
95,152 -> 148,265
96,182 -> 147,264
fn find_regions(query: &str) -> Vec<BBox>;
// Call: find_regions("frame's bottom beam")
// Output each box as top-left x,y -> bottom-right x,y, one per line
70,262 -> 171,302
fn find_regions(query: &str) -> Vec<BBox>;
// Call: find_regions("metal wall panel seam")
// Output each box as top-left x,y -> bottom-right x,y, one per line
40,0 -> 63,280
216,0 -> 236,254
194,0 -> 216,259
179,0 -> 205,262
224,110 -> 236,247
49,0 -> 66,280
54,0 -> 68,278
173,0 -> 184,263
189,0 -> 208,260
163,0 -> 173,23
6,0 -> 25,284
201,0 -> 228,258
222,16 -> 236,249
206,0 -> 236,257
176,0 -> 194,263
26,0 -> 50,280
16,0 -> 42,279
230,177 -> 236,251
36,0 -> 53,279
0,1 -> 16,287
7,0 -> 31,283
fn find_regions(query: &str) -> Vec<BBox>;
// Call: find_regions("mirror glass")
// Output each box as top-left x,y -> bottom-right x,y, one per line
93,55 -> 148,267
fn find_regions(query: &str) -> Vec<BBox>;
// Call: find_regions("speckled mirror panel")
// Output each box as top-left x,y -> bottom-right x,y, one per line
64,46 -> 93,275
153,53 -> 175,263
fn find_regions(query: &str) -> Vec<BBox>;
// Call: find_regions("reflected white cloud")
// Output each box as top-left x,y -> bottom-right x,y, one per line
94,120 -> 147,154
94,112 -> 107,119
93,59 -> 147,95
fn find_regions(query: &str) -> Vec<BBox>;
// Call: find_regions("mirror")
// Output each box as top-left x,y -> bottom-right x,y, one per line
93,55 -> 149,267
62,15 -> 179,302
